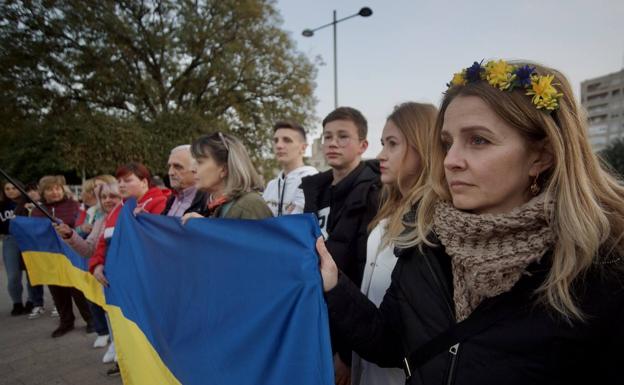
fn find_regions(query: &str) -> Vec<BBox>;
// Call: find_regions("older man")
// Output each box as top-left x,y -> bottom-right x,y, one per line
162,145 -> 207,217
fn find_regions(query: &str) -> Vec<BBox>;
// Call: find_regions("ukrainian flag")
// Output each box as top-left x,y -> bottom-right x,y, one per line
10,201 -> 333,385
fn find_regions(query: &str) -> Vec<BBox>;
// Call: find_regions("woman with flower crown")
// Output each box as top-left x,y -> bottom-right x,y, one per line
316,60 -> 624,384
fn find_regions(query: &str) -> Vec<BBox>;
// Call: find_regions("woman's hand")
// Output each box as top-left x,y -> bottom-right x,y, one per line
93,264 -> 109,287
53,223 -> 73,240
133,197 -> 153,216
181,212 -> 204,225
316,237 -> 338,292
79,222 -> 93,234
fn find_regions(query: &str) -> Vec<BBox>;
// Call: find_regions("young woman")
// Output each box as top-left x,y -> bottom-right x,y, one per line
1,181 -> 43,315
182,132 -> 272,222
317,60 -> 624,384
31,175 -> 93,337
351,102 -> 437,385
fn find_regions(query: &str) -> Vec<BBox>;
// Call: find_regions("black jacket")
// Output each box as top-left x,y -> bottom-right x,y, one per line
0,200 -> 17,235
326,239 -> 624,385
302,160 -> 381,287
302,160 -> 380,365
0,196 -> 29,235
161,189 -> 208,217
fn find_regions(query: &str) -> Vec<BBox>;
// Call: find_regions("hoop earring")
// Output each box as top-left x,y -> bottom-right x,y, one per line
530,173 -> 540,196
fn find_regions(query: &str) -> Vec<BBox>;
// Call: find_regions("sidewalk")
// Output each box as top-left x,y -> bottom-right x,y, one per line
0,240 -> 122,385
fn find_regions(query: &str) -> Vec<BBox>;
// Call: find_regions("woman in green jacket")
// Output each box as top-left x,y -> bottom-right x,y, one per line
182,132 -> 272,221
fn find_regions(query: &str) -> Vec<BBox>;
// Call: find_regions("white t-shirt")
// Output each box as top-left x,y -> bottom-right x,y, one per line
263,165 -> 318,217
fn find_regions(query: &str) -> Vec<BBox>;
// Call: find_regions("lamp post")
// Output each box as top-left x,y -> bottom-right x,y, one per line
302,7 -> 373,109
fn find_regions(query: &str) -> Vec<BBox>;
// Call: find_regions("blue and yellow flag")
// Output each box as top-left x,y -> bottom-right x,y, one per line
10,201 -> 333,385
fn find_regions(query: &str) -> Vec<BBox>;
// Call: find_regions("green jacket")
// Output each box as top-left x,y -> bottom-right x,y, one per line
216,191 -> 272,220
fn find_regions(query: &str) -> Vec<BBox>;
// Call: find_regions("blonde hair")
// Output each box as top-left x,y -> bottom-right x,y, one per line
94,174 -> 116,185
95,181 -> 121,212
82,178 -> 97,195
410,61 -> 624,320
191,132 -> 264,198
368,102 -> 438,245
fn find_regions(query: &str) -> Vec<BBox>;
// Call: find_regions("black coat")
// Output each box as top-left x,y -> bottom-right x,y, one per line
0,200 -> 17,235
161,189 -> 208,217
302,160 -> 381,287
326,239 -> 624,385
302,160 -> 381,365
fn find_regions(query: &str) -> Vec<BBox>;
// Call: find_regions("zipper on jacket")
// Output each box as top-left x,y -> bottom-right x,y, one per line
445,343 -> 460,385
423,250 -> 461,385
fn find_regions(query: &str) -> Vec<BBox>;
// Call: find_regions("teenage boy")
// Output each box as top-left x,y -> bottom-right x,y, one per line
301,107 -> 380,384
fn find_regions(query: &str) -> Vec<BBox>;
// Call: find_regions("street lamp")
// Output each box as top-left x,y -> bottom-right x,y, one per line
302,7 -> 373,109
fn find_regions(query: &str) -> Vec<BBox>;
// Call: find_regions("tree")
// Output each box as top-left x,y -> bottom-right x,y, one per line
600,137 -> 624,179
0,0 -> 316,182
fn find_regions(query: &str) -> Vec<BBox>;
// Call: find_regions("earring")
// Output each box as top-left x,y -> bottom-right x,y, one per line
530,173 -> 540,196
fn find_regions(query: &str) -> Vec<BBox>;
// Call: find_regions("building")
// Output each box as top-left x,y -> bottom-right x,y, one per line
308,136 -> 329,171
581,68 -> 624,151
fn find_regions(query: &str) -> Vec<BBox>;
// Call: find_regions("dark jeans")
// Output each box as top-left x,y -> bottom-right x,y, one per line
3,235 -> 44,306
49,285 -> 92,327
88,300 -> 109,336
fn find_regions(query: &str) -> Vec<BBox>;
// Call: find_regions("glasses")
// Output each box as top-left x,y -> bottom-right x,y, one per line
218,132 -> 230,152
321,135 -> 355,147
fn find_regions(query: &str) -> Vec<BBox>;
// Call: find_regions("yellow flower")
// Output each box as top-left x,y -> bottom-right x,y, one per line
526,75 -> 563,110
450,71 -> 467,87
485,60 -> 516,90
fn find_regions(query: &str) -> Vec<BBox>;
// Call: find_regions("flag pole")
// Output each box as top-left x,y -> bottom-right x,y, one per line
0,167 -> 58,222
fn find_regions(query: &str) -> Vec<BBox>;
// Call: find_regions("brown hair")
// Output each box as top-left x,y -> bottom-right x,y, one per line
273,120 -> 307,141
38,175 -> 67,198
1,181 -> 25,203
322,107 -> 368,140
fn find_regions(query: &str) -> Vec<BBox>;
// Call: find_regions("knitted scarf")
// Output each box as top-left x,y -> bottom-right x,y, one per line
433,195 -> 554,321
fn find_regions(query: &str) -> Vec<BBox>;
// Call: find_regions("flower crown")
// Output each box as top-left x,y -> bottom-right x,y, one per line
447,60 -> 563,111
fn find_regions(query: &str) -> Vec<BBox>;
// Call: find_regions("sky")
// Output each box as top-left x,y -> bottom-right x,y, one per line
275,0 -> 624,158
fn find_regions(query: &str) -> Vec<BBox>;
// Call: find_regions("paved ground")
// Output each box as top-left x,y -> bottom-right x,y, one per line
0,239 -> 122,385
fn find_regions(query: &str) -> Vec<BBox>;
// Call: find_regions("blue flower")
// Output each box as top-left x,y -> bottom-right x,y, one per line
515,65 -> 535,88
465,61 -> 484,82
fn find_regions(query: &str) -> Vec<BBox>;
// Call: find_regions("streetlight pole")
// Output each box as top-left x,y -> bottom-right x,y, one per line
333,10 -> 337,109
302,7 -> 373,109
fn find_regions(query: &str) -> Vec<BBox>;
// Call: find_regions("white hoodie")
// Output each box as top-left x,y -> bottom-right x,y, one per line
263,165 -> 318,216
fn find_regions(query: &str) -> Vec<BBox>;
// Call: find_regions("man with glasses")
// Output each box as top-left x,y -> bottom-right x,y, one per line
161,145 -> 207,217
263,121 -> 318,216
301,107 -> 380,384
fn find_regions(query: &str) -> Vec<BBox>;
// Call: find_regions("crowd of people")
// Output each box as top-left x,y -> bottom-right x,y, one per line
1,59 -> 623,384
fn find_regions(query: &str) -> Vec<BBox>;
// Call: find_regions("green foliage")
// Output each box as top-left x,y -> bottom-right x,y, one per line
0,0 -> 316,183
599,137 -> 624,179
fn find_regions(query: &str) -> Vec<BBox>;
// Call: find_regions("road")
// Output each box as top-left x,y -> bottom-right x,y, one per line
0,238 -> 122,385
